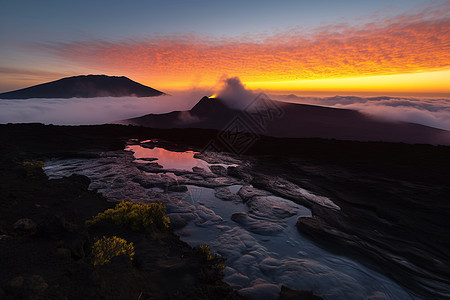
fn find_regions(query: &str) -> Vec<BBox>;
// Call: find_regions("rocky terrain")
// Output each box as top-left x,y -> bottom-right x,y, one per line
0,123 -> 328,300
1,123 -> 449,299
43,141 -> 390,299
0,125 -> 242,299
250,156 -> 450,298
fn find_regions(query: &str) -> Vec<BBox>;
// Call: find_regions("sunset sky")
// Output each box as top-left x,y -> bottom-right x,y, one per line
1,0 -> 449,96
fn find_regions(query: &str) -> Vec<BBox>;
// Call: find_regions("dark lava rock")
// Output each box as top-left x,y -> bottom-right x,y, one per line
137,162 -> 164,171
209,165 -> 227,176
231,212 -> 284,236
55,247 -> 72,259
5,276 -> 24,294
167,184 -> 188,192
166,213 -> 196,229
132,175 -> 156,188
279,285 -> 323,300
192,166 -> 208,174
13,218 -> 37,232
252,150 -> 450,299
138,157 -> 158,162
227,166 -> 252,182
23,275 -> 48,294
214,187 -> 242,202
5,275 -> 48,296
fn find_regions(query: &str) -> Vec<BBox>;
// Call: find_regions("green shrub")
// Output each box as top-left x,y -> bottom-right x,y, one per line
23,160 -> 45,177
86,201 -> 170,230
91,236 -> 134,266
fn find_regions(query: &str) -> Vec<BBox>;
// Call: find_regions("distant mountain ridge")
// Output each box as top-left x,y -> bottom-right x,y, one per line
125,96 -> 450,145
0,75 -> 164,99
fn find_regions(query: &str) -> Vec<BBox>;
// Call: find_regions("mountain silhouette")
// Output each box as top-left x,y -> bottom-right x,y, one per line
125,95 -> 450,145
0,75 -> 164,99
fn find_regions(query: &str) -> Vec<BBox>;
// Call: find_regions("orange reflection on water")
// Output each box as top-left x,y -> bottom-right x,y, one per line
127,145 -> 208,171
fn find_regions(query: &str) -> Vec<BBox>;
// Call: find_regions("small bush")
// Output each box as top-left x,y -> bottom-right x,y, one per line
213,262 -> 226,273
199,244 -> 214,261
23,160 -> 45,177
91,236 -> 134,266
198,244 -> 226,271
86,201 -> 170,230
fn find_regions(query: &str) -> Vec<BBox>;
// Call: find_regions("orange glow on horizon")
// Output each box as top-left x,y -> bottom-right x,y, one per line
11,3 -> 449,97
136,70 -> 449,98
243,70 -> 450,96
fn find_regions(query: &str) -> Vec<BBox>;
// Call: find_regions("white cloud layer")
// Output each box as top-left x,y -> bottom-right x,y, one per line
0,89 -> 210,125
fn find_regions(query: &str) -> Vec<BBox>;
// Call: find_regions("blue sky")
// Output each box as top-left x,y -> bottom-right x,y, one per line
1,0 -> 431,41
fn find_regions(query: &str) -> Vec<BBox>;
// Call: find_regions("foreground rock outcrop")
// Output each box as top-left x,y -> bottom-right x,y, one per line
250,154 -> 450,299
0,131 -> 241,299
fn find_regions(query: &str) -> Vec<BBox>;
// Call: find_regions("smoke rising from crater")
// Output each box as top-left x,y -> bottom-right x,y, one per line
216,76 -> 258,110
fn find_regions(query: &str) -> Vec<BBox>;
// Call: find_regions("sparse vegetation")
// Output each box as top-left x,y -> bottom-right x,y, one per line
91,236 -> 134,266
213,261 -> 226,273
199,244 -> 214,261
23,160 -> 45,177
198,244 -> 226,273
86,201 -> 170,230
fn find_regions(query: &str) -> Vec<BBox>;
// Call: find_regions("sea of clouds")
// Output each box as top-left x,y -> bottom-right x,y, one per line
0,89 -> 210,125
1,76 -> 449,131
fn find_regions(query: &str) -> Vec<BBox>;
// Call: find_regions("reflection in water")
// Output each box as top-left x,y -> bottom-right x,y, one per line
126,145 -> 210,171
